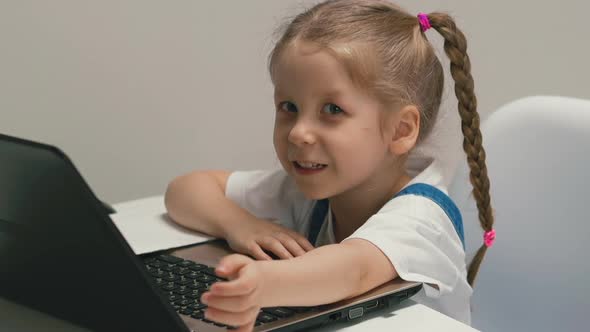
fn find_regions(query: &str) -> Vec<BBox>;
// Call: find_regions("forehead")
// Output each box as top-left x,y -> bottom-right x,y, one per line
272,41 -> 357,96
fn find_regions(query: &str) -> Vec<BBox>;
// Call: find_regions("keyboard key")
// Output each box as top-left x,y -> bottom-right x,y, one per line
158,255 -> 183,264
161,282 -> 178,291
173,266 -> 192,275
263,307 -> 294,318
180,307 -> 195,315
188,289 -> 204,298
175,299 -> 192,306
188,264 -> 208,272
144,257 -> 157,264
162,273 -> 180,282
161,264 -> 177,272
190,310 -> 205,320
173,286 -> 191,295
148,261 -> 165,269
176,276 -> 192,286
202,267 -> 219,277
187,281 -> 207,290
195,274 -> 217,283
257,312 -> 278,323
190,303 -> 207,311
148,269 -> 165,277
178,260 -> 194,267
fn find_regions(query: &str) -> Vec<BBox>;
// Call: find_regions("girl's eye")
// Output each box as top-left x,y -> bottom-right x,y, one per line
322,103 -> 344,115
278,101 -> 298,113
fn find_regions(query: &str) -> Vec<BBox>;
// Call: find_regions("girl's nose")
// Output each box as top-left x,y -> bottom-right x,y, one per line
288,119 -> 317,146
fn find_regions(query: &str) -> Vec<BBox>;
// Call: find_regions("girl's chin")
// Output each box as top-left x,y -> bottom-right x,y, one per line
292,182 -> 332,200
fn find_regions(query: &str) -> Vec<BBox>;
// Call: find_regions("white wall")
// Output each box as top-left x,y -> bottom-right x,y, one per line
1,0 -> 589,204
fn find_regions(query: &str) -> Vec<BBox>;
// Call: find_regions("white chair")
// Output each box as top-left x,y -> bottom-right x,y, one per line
449,96 -> 590,332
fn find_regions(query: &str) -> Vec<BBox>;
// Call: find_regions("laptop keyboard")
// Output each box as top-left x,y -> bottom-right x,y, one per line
143,254 -> 315,330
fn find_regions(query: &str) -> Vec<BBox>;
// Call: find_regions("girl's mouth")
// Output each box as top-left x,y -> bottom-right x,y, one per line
293,161 -> 327,175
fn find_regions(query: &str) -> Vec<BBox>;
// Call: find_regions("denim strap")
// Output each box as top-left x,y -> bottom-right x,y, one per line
393,183 -> 465,248
307,183 -> 465,248
307,199 -> 329,246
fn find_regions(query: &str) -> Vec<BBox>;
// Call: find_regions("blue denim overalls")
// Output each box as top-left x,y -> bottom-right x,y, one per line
307,183 -> 465,249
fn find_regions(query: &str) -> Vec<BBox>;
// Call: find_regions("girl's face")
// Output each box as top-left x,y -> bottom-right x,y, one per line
272,41 -> 399,200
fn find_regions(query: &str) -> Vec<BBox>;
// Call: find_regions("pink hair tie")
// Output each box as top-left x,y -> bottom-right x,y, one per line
484,229 -> 496,247
417,12 -> 431,32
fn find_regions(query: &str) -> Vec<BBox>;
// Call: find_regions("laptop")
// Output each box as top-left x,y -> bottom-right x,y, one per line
0,133 -> 422,332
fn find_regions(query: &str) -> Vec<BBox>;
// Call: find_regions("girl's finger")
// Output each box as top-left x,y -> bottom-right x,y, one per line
273,232 -> 306,257
204,305 -> 259,327
247,243 -> 273,261
202,292 -> 255,312
258,237 -> 293,259
209,275 -> 256,297
290,232 -> 315,252
215,254 -> 253,278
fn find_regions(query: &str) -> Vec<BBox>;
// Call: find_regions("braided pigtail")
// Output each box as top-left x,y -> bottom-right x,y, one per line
425,13 -> 495,287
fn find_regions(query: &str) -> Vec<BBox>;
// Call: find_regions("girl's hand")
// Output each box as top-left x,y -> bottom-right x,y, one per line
201,254 -> 266,332
225,218 -> 314,260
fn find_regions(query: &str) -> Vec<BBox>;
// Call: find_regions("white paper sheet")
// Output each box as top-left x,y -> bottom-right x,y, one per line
110,196 -> 214,254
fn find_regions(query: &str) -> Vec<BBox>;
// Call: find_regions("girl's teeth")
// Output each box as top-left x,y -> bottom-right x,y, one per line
297,162 -> 325,169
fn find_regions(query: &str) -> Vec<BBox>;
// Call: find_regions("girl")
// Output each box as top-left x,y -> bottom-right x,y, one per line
165,0 -> 495,330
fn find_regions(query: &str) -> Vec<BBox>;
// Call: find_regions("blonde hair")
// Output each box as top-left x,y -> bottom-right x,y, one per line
269,0 -> 493,286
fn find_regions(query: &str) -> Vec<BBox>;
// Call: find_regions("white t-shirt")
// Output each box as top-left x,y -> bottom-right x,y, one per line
225,159 -> 472,325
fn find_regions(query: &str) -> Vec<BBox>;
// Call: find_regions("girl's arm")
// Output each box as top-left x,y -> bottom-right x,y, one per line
164,170 -> 243,239
258,238 -> 398,306
202,238 -> 398,330
164,170 -> 314,259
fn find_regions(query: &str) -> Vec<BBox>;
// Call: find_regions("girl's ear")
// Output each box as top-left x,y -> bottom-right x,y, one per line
388,105 -> 420,155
